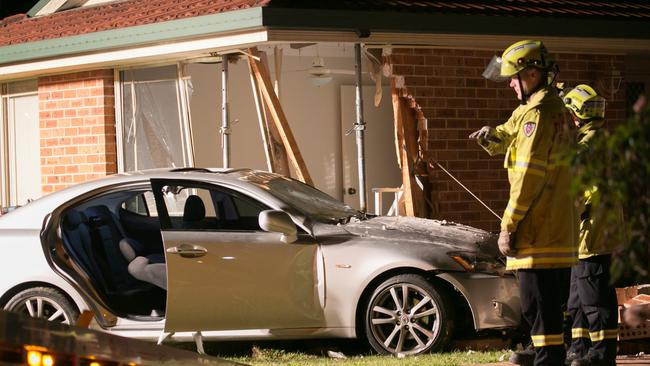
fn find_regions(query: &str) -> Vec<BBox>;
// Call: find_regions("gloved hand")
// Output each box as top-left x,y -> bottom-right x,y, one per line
498,231 -> 515,256
468,126 -> 500,142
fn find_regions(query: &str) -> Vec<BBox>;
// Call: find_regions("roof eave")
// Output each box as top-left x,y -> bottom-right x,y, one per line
261,7 -> 650,40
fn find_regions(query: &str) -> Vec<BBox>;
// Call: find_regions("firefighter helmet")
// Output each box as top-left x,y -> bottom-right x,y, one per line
501,40 -> 554,76
483,40 -> 555,81
563,84 -> 606,120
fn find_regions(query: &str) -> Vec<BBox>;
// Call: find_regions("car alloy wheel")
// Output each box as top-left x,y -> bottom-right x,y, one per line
3,287 -> 78,325
365,274 -> 453,356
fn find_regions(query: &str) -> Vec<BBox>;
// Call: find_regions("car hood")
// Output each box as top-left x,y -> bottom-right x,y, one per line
342,216 -> 498,255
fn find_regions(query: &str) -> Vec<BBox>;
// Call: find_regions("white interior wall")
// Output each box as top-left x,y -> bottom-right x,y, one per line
187,50 -> 385,200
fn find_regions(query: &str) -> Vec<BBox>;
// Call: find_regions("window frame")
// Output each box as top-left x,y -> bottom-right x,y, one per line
114,63 -> 194,173
151,179 -> 272,232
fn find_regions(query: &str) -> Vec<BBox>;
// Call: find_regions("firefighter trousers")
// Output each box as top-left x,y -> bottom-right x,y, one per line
567,255 -> 618,363
519,268 -> 570,366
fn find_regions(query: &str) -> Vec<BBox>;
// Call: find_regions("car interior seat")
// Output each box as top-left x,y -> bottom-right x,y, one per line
84,205 -> 137,291
81,205 -> 166,314
119,238 -> 167,290
62,210 -> 109,291
182,195 -> 206,229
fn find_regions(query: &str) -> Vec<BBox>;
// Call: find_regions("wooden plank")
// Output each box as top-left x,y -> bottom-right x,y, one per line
248,49 -> 312,185
247,48 -> 290,175
401,94 -> 427,218
247,53 -> 274,171
259,51 -> 291,176
390,78 -> 430,217
391,78 -> 415,216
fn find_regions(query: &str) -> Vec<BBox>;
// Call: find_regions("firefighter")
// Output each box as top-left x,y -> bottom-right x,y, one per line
470,40 -> 578,366
563,85 -> 619,366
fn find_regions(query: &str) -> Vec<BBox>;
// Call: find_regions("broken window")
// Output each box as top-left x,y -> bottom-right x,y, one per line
119,65 -> 193,172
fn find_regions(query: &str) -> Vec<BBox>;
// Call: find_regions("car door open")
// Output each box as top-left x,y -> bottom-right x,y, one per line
151,179 -> 325,333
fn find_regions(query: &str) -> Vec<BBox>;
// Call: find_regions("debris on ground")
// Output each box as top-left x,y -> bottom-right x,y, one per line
327,350 -> 346,359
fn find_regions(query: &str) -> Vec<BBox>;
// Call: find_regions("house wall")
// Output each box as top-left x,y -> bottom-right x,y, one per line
188,54 -> 385,201
390,48 -> 627,232
27,47 -> 637,233
38,70 -> 117,194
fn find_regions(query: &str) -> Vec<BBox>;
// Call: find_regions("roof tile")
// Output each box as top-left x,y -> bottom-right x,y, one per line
1,0 -> 649,47
0,0 -> 270,46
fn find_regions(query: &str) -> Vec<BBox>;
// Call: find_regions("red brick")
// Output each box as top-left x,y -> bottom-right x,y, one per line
477,89 -> 496,98
404,55 -> 425,65
38,69 -> 117,193
413,65 -> 433,76
425,55 -> 442,65
446,99 -> 467,108
443,78 -> 465,87
443,56 -> 464,67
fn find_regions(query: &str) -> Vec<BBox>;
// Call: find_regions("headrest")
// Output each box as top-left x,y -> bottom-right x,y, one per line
119,238 -> 137,262
183,195 -> 206,222
84,205 -> 112,220
63,210 -> 87,230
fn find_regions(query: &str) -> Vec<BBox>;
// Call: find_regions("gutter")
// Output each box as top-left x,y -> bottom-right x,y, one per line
0,31 -> 268,80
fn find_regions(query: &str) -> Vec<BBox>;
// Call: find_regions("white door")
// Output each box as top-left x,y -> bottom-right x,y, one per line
5,93 -> 41,205
340,86 -> 401,214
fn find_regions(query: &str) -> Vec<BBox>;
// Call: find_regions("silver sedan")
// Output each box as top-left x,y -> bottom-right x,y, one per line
0,168 -> 520,356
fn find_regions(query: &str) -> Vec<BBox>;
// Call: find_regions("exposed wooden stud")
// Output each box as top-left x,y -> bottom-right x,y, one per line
248,49 -> 313,186
401,94 -> 427,217
247,50 -> 274,172
273,45 -> 283,100
391,78 -> 415,216
391,78 -> 427,217
259,51 -> 291,176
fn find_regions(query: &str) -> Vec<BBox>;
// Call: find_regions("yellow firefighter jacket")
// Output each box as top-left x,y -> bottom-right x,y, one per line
479,86 -> 578,270
576,120 -> 623,259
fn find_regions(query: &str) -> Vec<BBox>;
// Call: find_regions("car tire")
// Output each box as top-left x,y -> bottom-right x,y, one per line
364,274 -> 454,356
3,287 -> 79,325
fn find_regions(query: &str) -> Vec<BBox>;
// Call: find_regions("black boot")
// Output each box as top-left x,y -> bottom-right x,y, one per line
565,350 -> 582,365
570,355 -> 616,366
509,347 -> 535,366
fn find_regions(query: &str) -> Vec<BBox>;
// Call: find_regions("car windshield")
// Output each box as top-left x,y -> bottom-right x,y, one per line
243,174 -> 361,224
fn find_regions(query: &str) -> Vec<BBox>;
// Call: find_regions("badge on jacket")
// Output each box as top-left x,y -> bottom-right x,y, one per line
523,122 -> 536,137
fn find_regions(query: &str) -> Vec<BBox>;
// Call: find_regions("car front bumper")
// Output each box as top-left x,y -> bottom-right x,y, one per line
437,272 -> 520,330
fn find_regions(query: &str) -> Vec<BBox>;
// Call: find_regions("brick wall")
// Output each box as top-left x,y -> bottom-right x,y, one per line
390,48 -> 626,232
38,70 -> 117,194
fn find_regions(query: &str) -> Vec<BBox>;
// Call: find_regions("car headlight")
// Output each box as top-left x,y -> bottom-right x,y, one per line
448,251 -> 505,275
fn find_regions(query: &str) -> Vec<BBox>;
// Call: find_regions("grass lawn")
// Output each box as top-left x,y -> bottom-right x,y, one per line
186,338 -> 513,365
225,347 -> 510,366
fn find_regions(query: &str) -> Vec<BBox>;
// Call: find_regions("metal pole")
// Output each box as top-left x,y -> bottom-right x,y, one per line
221,55 -> 230,168
354,43 -> 367,212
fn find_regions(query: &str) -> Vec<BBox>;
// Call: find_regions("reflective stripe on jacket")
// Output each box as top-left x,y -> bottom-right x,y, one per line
479,87 -> 578,270
576,120 -> 622,259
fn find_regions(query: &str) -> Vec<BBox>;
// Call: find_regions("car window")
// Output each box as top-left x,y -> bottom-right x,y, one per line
122,192 -> 158,217
244,175 -> 360,224
158,184 -> 269,231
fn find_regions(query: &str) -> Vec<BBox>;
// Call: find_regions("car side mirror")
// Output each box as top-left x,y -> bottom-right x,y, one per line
259,210 -> 297,244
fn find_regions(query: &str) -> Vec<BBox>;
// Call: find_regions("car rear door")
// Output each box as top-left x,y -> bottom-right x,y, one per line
151,179 -> 325,333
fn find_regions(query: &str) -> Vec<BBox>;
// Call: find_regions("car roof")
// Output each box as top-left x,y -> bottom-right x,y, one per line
0,168 -> 287,229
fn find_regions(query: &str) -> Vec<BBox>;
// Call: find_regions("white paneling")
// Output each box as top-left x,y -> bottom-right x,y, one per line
340,86 -> 401,213
187,54 -> 382,200
7,94 -> 41,205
